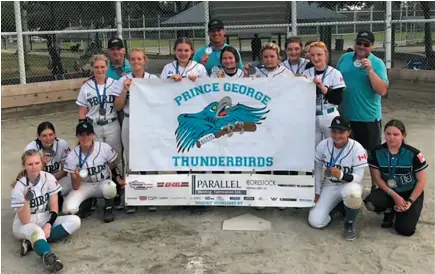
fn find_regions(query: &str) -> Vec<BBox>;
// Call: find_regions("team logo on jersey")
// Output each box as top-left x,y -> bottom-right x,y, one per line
174,96 -> 269,153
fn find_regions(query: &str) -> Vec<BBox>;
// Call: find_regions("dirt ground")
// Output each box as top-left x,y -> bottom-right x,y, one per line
1,88 -> 434,274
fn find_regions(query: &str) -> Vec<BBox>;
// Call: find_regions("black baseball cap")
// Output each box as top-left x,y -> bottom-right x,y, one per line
330,116 -> 351,131
208,19 -> 225,31
108,37 -> 124,49
355,31 -> 375,43
76,121 -> 95,135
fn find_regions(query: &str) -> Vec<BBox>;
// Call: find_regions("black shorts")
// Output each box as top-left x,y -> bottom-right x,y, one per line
349,120 -> 382,151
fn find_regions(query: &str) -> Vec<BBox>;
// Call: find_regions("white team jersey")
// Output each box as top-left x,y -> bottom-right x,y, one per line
114,72 -> 158,115
11,171 -> 61,214
160,60 -> 208,79
315,138 -> 368,192
24,139 -> 70,174
210,68 -> 244,79
302,66 -> 346,111
280,58 -> 308,75
76,77 -> 122,121
253,66 -> 295,78
64,142 -> 118,183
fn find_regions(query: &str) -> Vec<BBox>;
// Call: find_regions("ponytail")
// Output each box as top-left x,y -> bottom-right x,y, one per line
11,149 -> 42,188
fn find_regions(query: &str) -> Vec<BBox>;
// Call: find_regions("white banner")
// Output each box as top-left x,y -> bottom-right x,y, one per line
125,174 -> 315,208
130,78 -> 316,172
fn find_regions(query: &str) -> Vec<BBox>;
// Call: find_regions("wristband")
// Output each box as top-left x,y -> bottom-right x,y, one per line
47,211 -> 58,226
407,198 -> 414,204
78,119 -> 87,123
387,189 -> 393,196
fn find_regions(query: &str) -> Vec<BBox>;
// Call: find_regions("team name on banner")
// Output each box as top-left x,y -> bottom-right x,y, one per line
129,78 -> 316,172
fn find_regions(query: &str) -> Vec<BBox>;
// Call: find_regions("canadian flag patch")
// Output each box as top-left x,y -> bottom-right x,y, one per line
417,153 -> 425,163
55,180 -> 59,186
358,154 -> 367,161
340,77 -> 344,82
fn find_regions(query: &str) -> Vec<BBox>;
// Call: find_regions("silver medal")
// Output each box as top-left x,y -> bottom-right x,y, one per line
79,168 -> 89,179
205,47 -> 213,55
386,179 -> 397,188
248,64 -> 257,75
99,107 -> 106,116
354,60 -> 362,68
25,190 -> 34,201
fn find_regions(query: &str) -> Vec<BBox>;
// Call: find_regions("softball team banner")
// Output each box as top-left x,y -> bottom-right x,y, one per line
129,78 -> 316,172
125,174 -> 315,207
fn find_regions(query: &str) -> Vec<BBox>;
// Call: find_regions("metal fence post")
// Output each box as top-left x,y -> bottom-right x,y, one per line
14,1 -> 26,84
116,1 -> 123,39
385,1 -> 392,69
291,1 -> 297,36
204,1 -> 210,45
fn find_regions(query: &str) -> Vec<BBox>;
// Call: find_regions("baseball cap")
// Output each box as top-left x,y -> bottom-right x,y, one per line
76,121 -> 95,136
330,116 -> 351,131
108,37 -> 124,49
208,19 -> 225,31
355,31 -> 375,43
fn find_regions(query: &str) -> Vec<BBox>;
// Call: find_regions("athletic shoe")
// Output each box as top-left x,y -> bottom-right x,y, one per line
344,221 -> 357,241
90,198 -> 97,211
104,206 -> 114,223
42,252 -> 63,272
19,240 -> 32,256
381,212 -> 395,228
126,206 -> 137,214
115,189 -> 125,210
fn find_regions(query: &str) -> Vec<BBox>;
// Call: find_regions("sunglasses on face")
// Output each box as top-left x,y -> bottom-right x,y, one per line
356,41 -> 371,47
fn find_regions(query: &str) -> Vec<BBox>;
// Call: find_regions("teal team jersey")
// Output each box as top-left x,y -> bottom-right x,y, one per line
193,43 -> 243,75
106,59 -> 132,80
336,52 -> 389,122
368,143 -> 428,193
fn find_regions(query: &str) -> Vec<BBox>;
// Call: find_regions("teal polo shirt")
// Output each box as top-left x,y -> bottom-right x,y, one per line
337,52 -> 389,122
106,59 -> 132,80
193,43 -> 243,75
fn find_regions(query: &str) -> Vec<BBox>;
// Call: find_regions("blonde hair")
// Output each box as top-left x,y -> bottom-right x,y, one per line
261,42 -> 282,61
90,54 -> 109,67
129,48 -> 149,64
12,149 -> 42,188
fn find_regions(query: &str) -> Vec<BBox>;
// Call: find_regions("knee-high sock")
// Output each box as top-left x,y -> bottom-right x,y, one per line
33,239 -> 51,256
47,225 -> 70,243
344,205 -> 360,223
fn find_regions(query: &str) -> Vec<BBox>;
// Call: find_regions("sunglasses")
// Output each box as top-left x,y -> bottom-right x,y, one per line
310,42 -> 326,48
356,41 -> 371,47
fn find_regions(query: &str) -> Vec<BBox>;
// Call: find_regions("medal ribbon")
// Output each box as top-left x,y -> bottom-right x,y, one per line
385,151 -> 400,180
328,141 -> 348,169
175,60 -> 188,77
26,174 -> 41,187
289,59 -> 305,75
94,79 -> 107,110
79,143 -> 93,169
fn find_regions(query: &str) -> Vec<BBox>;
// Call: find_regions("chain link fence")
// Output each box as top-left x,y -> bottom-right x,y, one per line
1,1 -> 434,85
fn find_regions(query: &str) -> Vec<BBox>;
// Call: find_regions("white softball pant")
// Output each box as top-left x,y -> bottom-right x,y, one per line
121,115 -> 129,176
315,108 -> 339,148
93,120 -> 122,172
62,180 -> 117,215
308,182 -> 362,229
12,212 -> 81,244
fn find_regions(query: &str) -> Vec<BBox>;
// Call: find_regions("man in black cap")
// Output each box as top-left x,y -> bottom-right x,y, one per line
336,31 -> 389,192
106,37 -> 132,80
193,19 -> 243,75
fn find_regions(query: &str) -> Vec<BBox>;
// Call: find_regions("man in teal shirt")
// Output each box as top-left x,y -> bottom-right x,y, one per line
337,31 -> 389,191
193,19 -> 243,75
106,37 -> 132,80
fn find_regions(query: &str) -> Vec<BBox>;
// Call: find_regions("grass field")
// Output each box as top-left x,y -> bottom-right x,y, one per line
2,31 -> 434,80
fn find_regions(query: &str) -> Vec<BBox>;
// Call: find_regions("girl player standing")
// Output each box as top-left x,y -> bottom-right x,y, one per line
161,37 -> 208,81
281,37 -> 308,76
